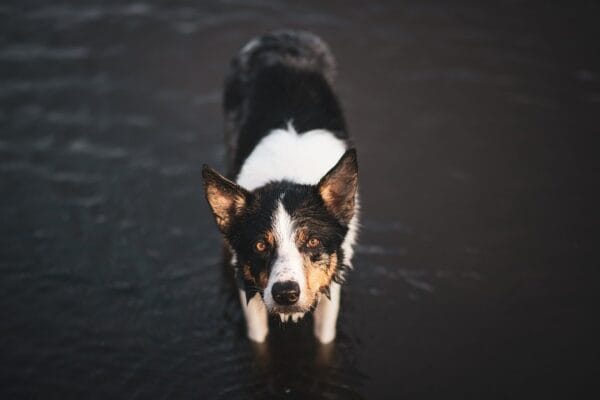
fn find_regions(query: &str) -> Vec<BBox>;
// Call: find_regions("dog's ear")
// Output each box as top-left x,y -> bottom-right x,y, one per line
317,149 -> 358,225
202,165 -> 250,233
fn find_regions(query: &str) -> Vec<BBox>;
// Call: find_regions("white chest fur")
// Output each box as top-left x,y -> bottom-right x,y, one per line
236,125 -> 347,190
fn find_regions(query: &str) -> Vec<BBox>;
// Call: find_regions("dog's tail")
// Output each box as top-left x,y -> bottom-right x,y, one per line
224,31 -> 336,116
229,30 -> 336,87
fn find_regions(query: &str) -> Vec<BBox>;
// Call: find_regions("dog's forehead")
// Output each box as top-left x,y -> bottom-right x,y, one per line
231,183 -> 299,238
253,182 -> 315,217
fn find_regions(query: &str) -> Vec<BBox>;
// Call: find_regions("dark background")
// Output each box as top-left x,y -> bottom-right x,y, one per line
1,1 -> 599,398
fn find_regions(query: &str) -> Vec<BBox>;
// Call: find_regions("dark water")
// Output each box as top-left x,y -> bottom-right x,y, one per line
1,1 -> 599,398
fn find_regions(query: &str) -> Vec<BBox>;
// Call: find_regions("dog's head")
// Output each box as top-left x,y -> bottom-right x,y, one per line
202,149 -> 358,317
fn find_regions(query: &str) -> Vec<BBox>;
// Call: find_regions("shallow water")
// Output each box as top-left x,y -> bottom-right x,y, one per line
1,1 -> 599,398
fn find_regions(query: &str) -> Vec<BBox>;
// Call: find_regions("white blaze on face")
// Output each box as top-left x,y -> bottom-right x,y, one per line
263,200 -> 307,311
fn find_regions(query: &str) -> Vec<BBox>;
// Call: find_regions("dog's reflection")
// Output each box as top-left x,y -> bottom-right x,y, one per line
244,319 -> 356,399
248,321 -> 335,367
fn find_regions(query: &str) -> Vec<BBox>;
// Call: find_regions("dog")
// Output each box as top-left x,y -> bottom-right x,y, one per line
202,31 -> 358,344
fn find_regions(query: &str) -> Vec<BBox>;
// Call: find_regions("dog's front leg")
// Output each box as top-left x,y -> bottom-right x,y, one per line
239,290 -> 268,342
313,282 -> 341,344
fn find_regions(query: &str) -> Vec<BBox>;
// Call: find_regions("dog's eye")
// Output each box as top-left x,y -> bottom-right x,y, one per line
306,237 -> 320,249
255,241 -> 267,252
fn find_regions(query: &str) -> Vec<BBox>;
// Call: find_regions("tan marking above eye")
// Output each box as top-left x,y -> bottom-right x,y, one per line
255,241 -> 267,252
307,237 -> 320,248
296,228 -> 308,244
265,231 -> 274,246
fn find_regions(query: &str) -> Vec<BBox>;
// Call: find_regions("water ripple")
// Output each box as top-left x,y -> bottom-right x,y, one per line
28,3 -> 153,22
355,244 -> 407,256
0,45 -> 89,61
68,139 -> 128,159
0,160 -> 101,183
0,75 -> 119,97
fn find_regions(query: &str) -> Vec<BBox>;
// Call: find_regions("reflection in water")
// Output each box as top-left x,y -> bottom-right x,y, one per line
239,329 -> 364,400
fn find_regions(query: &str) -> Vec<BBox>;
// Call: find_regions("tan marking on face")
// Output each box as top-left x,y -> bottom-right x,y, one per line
265,230 -> 274,247
258,271 -> 268,288
295,227 -> 309,247
243,264 -> 255,284
304,252 -> 338,301
243,264 -> 268,289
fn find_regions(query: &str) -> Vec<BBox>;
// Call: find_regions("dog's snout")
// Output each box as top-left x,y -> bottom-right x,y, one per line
272,281 -> 300,305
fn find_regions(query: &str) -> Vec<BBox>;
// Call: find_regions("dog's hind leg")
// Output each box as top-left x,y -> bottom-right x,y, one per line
239,290 -> 269,342
313,282 -> 341,344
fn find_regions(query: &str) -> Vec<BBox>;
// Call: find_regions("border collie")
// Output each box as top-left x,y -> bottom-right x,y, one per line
202,31 -> 358,343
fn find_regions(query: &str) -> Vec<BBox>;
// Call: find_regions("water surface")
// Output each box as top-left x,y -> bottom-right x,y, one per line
1,1 -> 599,398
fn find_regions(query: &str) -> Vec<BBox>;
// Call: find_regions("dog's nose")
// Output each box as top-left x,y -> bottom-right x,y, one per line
272,281 -> 300,305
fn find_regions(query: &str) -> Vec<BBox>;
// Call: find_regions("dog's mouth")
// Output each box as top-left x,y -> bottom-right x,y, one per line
275,311 -> 306,323
266,303 -> 307,323
268,303 -> 308,316
266,295 -> 322,321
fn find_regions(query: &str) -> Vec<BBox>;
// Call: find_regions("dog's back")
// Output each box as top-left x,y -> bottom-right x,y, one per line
223,31 -> 350,179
